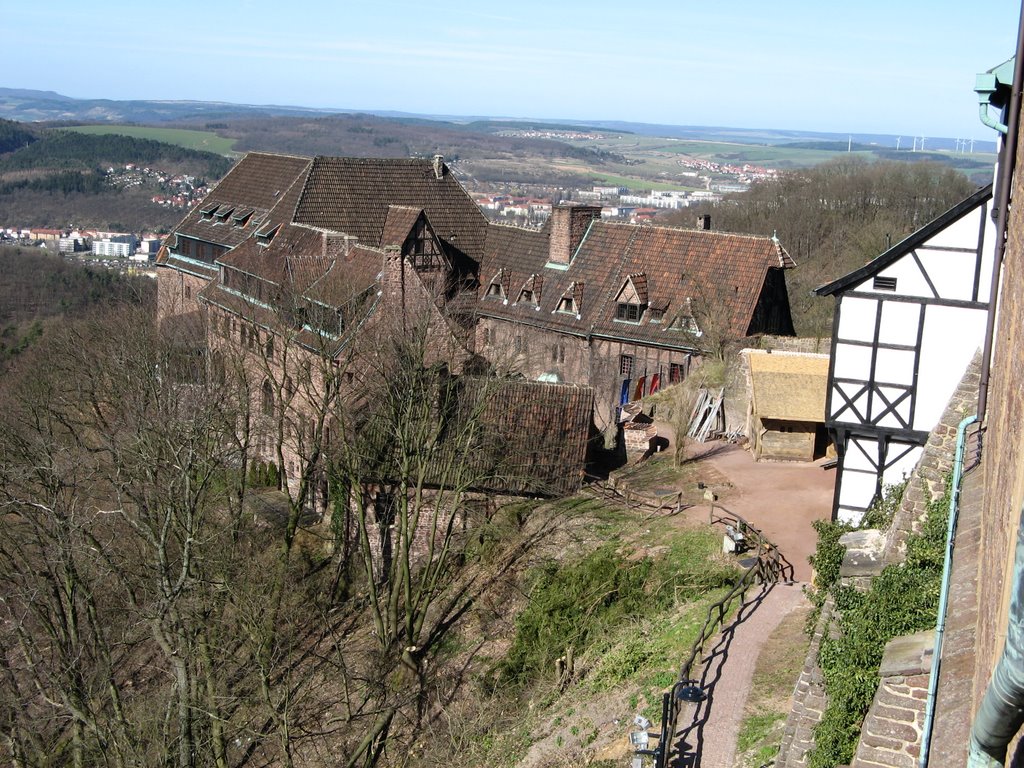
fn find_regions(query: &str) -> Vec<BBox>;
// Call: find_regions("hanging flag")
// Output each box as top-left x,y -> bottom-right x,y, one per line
650,373 -> 661,395
634,376 -> 646,401
620,378 -> 631,405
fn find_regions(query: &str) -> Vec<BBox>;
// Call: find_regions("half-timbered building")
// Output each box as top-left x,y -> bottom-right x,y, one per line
815,183 -> 996,523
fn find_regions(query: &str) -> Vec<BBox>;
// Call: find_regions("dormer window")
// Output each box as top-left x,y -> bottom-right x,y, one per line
613,273 -> 647,323
556,297 -> 576,314
650,308 -> 665,323
668,314 -> 701,336
199,204 -> 219,221
213,207 -> 234,224
615,302 -> 643,322
519,289 -> 536,305
232,209 -> 254,227
255,224 -> 281,247
485,269 -> 509,300
516,274 -> 542,307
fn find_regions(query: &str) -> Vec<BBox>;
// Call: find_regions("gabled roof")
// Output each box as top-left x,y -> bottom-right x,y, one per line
814,184 -> 993,297
380,205 -> 424,248
480,219 -> 794,341
170,152 -> 311,250
292,156 -> 488,259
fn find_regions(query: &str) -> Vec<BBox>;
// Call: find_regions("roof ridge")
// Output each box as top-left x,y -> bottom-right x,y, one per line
599,219 -> 778,242
244,150 -> 314,161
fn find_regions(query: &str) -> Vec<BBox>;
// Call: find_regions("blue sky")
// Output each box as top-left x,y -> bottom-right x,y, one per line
4,0 -> 1020,138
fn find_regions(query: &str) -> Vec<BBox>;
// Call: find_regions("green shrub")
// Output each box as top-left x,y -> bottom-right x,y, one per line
499,545 -> 652,687
807,479 -> 950,767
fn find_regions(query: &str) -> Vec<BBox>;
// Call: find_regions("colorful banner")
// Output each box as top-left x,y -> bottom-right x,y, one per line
634,376 -> 646,401
620,378 -> 631,405
649,373 -> 661,394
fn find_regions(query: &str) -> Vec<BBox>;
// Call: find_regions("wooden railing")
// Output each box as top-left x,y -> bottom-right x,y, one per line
650,503 -> 793,768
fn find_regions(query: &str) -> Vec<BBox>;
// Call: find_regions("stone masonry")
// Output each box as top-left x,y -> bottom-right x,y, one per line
775,597 -> 833,768
850,631 -> 932,768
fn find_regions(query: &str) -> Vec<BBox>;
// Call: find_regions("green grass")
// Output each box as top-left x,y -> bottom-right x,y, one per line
737,710 -> 786,764
585,172 -> 701,192
66,125 -> 237,155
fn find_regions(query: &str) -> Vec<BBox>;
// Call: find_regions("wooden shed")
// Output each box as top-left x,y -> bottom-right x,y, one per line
744,350 -> 830,462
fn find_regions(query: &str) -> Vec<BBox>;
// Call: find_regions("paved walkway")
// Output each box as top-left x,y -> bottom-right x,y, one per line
670,582 -> 809,768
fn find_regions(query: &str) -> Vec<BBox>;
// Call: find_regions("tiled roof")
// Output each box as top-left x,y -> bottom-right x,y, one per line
479,220 -> 793,342
292,157 -> 488,261
304,245 -> 383,307
171,153 -> 311,249
218,224 -> 327,289
370,377 -> 593,496
380,205 -> 423,248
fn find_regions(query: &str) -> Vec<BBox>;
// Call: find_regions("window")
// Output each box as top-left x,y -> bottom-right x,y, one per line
261,379 -> 274,416
552,344 -> 565,364
265,336 -> 274,361
670,362 -> 685,383
486,282 -> 505,299
514,335 -> 527,354
556,297 -> 575,314
620,354 -> 634,377
615,302 -> 642,322
873,276 -> 898,291
519,289 -> 536,305
650,308 -> 665,323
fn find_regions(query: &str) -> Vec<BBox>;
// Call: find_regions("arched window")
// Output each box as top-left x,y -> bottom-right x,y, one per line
261,379 -> 274,416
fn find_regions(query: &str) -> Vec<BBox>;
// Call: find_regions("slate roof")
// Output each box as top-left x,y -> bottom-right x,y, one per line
747,350 -> 829,422
479,219 -> 794,342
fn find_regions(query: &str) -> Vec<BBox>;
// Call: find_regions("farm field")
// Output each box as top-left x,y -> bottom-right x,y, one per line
66,125 -> 237,156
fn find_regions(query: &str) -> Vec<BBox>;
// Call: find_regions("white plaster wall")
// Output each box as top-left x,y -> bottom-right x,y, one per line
914,305 -> 986,431
878,301 -> 921,346
837,296 -> 878,342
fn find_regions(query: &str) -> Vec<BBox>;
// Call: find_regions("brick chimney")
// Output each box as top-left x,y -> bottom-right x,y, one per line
549,205 -> 601,266
381,245 -> 404,301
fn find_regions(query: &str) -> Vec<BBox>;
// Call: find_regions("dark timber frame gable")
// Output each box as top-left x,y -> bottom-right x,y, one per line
816,184 -> 995,522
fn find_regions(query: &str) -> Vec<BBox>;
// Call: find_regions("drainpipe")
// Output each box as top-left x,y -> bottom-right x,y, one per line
919,414 -> 976,768
978,12 -> 1024,420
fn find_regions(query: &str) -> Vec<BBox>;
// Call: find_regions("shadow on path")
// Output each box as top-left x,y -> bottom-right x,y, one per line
668,582 -> 780,768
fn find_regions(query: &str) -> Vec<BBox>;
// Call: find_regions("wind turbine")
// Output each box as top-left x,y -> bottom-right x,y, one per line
896,136 -> 902,151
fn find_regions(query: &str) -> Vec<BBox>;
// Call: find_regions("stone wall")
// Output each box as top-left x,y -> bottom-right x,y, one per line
776,598 -> 832,768
850,632 -> 932,768
156,265 -> 208,327
975,134 -> 1024,704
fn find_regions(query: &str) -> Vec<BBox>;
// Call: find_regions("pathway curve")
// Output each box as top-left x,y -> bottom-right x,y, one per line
671,581 -> 809,768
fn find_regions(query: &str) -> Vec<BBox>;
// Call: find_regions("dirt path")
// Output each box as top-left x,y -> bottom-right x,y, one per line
670,582 -> 808,767
695,442 -> 835,583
